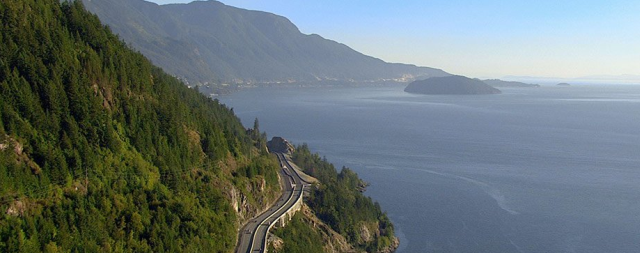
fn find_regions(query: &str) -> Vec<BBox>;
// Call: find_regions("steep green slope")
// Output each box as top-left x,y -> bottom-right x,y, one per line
270,213 -> 325,253
0,0 -> 279,251
82,0 -> 449,85
288,144 -> 397,252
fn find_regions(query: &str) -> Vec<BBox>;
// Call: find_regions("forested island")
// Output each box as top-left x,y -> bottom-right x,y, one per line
482,79 -> 540,88
405,76 -> 502,95
0,0 -> 395,252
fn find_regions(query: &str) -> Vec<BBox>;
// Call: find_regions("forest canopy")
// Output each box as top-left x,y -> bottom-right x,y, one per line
0,0 -> 278,251
290,144 -> 396,252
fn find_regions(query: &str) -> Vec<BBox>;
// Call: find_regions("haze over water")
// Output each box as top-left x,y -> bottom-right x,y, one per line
220,85 -> 640,253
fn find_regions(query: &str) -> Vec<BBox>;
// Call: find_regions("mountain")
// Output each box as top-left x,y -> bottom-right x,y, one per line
405,76 -> 502,95
0,0 -> 396,251
81,0 -> 448,85
482,79 -> 540,88
1,0 -> 283,251
503,75 -> 640,85
576,74 -> 640,84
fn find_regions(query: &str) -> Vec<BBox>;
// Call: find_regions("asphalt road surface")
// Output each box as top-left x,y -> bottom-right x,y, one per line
235,153 -> 306,253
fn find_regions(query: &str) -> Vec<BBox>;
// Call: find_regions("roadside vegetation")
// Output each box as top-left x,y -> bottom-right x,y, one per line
286,144 -> 396,252
269,212 -> 324,253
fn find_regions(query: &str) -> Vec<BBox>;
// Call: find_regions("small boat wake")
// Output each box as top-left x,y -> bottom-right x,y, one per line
419,168 -> 520,215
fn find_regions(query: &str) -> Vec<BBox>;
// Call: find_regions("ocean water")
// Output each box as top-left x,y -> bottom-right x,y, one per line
219,85 -> 640,253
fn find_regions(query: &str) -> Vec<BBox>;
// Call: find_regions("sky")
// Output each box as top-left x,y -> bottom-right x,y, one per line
146,0 -> 640,79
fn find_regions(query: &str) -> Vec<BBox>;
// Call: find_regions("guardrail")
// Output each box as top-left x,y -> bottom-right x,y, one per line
279,154 -> 315,185
262,185 -> 304,252
248,154 -> 305,253
248,183 -> 295,253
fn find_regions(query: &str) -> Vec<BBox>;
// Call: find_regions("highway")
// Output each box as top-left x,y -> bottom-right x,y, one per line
235,153 -> 307,253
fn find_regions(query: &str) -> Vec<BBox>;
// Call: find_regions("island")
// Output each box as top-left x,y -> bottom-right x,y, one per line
557,82 -> 571,86
482,79 -> 540,88
405,75 -> 502,95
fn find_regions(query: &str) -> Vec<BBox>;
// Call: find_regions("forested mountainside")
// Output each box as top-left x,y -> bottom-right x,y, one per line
82,0 -> 449,85
279,144 -> 398,253
0,0 -> 281,251
0,1 -> 400,252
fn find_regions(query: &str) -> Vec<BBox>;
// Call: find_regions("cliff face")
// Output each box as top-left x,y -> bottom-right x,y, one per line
405,75 -> 502,95
273,204 -> 399,253
300,204 -> 355,253
267,137 -> 295,154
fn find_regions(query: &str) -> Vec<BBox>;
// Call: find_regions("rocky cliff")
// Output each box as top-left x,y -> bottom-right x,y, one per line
267,137 -> 295,154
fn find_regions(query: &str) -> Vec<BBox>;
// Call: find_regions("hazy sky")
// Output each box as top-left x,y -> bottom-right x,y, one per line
146,0 -> 639,79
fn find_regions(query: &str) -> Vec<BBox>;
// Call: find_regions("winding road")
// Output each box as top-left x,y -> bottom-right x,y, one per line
235,153 -> 307,253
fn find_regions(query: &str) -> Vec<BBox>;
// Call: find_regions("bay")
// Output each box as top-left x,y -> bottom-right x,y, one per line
219,84 -> 640,253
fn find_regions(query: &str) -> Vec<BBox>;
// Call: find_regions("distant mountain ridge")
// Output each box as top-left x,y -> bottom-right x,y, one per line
502,74 -> 640,85
82,0 -> 448,85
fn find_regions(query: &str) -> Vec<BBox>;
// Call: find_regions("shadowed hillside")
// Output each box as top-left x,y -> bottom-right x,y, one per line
82,0 -> 448,85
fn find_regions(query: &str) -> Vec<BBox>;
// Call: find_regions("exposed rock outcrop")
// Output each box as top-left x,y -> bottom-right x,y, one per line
6,200 -> 27,217
379,237 -> 400,253
293,204 -> 400,253
299,204 -> 354,253
359,222 -> 373,244
1,135 -> 41,175
267,137 -> 295,154
269,234 -> 285,251
229,176 -> 272,222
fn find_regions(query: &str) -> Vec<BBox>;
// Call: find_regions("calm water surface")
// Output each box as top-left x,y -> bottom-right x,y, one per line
219,85 -> 640,253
